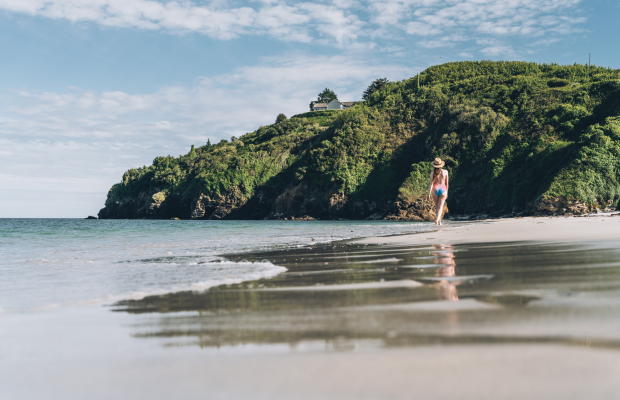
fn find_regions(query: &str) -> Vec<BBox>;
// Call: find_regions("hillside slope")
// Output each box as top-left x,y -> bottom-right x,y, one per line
98,61 -> 620,220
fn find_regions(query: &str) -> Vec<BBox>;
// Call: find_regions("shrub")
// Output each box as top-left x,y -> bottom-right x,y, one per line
548,78 -> 570,88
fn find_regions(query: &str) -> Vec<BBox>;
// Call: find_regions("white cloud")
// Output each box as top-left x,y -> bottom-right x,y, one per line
298,3 -> 365,44
405,21 -> 442,36
532,38 -> 561,46
419,33 -> 466,48
372,0 -> 584,51
0,54 -> 418,217
480,45 -> 516,58
0,0 -> 586,49
0,0 -> 365,44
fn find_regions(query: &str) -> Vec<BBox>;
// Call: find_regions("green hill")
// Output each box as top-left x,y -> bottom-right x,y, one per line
98,61 -> 620,220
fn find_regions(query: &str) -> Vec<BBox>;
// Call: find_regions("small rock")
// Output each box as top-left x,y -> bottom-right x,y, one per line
85,216 -> 97,219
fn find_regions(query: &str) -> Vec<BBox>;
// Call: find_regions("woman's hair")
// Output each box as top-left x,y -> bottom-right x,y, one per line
432,167 -> 443,184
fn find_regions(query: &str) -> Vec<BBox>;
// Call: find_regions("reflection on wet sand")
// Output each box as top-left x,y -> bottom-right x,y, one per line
114,241 -> 620,351
432,244 -> 458,301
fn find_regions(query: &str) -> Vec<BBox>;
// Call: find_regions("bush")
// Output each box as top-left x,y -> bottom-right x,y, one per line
548,78 -> 570,88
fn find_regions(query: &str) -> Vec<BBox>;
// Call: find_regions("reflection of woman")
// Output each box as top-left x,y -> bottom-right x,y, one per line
433,244 -> 458,301
426,158 -> 449,225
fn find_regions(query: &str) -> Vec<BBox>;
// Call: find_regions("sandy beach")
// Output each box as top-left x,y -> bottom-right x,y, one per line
357,215 -> 620,245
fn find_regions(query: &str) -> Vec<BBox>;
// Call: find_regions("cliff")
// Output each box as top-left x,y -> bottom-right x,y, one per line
98,61 -> 620,220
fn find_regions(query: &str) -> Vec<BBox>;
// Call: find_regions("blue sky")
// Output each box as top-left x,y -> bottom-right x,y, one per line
0,0 -> 618,218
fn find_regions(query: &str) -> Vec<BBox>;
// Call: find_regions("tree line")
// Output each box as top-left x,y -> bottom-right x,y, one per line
309,78 -> 390,111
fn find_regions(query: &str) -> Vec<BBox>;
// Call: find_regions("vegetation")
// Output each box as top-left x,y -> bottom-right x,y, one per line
317,88 -> 338,103
362,78 -> 390,101
100,61 -> 620,219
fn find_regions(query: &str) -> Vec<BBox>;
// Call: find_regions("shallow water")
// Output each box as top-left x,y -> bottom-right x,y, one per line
0,219 -> 436,312
116,240 -> 620,350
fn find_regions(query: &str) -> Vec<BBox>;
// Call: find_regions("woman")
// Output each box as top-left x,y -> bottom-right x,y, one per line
426,158 -> 449,225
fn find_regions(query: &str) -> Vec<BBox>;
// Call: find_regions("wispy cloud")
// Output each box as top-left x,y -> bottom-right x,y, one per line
370,0 -> 584,53
0,0 -> 365,45
0,53 -> 418,216
0,0 -> 586,50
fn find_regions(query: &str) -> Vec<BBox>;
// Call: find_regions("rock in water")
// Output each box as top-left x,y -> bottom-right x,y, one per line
85,216 -> 97,219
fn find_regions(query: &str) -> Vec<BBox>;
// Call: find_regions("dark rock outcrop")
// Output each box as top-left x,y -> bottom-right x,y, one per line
384,199 -> 448,221
528,196 -> 592,216
190,187 -> 246,220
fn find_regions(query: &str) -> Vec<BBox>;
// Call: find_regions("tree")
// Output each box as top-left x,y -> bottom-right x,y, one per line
362,78 -> 390,101
317,88 -> 338,104
276,113 -> 287,123
309,100 -> 316,111
189,144 -> 197,159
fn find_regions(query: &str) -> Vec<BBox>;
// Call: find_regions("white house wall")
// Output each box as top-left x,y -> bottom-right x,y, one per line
327,100 -> 343,110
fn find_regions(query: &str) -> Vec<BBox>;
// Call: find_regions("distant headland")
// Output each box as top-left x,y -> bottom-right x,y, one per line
98,61 -> 620,220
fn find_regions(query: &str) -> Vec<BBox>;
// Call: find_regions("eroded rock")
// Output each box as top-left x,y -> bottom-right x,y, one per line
384,198 -> 448,222
190,186 -> 247,220
529,196 -> 592,216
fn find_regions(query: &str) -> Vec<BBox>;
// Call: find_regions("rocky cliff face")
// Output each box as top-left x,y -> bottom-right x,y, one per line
100,182 -> 447,221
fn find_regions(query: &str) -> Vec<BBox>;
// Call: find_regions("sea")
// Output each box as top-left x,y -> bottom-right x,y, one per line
0,218 -> 436,314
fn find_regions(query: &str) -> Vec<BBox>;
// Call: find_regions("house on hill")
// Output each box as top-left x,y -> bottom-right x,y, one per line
312,99 -> 359,111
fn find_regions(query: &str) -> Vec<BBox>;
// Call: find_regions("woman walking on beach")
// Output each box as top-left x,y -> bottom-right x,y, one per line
427,158 -> 449,225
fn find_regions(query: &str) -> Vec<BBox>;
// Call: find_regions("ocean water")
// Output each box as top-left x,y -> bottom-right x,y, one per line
0,218 -> 437,313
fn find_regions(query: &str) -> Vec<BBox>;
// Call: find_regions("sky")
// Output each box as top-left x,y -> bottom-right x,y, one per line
0,0 -> 618,218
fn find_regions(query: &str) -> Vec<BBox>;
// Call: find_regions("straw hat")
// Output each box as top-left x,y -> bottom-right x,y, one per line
431,157 -> 445,168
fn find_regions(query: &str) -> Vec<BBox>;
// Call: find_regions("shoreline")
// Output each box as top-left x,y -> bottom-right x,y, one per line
355,214 -> 620,246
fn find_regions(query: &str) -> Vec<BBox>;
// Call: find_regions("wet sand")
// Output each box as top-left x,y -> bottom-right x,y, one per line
3,217 -> 620,399
6,343 -> 618,400
103,234 -> 620,399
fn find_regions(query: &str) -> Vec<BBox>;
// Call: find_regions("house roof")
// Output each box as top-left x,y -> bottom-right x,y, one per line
340,101 -> 358,106
313,103 -> 327,107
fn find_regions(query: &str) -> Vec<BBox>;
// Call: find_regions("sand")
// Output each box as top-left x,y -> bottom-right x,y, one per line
356,215 -> 620,245
7,344 -> 619,400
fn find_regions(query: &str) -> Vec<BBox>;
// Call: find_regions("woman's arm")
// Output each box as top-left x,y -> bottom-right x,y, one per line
445,171 -> 449,195
427,170 -> 434,201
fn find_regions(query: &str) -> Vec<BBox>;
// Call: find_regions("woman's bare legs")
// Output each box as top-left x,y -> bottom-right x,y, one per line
432,193 -> 439,224
433,193 -> 447,225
